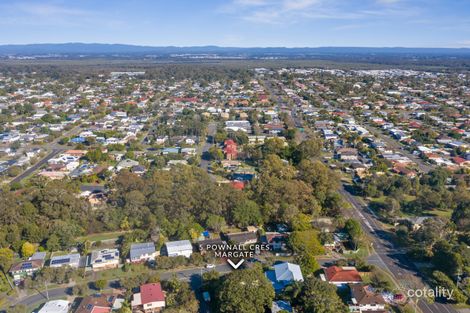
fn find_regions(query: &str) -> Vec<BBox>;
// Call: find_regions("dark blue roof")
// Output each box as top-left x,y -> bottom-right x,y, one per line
232,173 -> 254,181
71,137 -> 86,143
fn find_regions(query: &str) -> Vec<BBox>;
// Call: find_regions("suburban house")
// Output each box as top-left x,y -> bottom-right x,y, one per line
223,139 -> 238,160
9,259 -> 44,282
116,159 -> 139,171
38,300 -> 71,313
74,294 -> 124,313
263,233 -> 289,252
90,249 -> 120,271
400,216 -> 432,231
30,251 -> 47,262
164,240 -> 193,258
349,284 -> 387,313
224,231 -> 258,245
321,266 -> 363,286
64,150 -> 87,158
452,156 -> 470,167
225,120 -> 251,133
392,164 -> 417,178
130,165 -> 147,175
131,283 -> 166,312
129,242 -> 158,263
336,148 -> 359,162
271,300 -> 294,313
28,251 -> 47,263
230,180 -> 245,190
248,135 -> 266,145
263,123 -> 285,135
266,262 -> 304,291
50,253 -> 81,268
9,252 -> 46,282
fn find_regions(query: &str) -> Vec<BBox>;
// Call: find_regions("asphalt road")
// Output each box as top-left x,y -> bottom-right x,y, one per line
9,124 -> 83,185
339,184 -> 458,313
264,79 -> 451,312
361,123 -> 432,173
11,264 -> 232,310
199,122 -> 217,172
9,148 -> 64,184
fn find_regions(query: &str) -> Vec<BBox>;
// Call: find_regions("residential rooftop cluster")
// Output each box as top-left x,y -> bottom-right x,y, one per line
0,64 -> 468,313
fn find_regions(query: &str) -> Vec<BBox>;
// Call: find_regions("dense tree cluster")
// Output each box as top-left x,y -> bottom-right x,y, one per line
372,168 -> 470,304
363,168 -> 469,218
162,277 -> 199,313
0,179 -> 92,252
0,132 -> 342,262
252,154 -> 343,224
215,267 -> 274,313
284,277 -> 348,313
104,166 -> 252,240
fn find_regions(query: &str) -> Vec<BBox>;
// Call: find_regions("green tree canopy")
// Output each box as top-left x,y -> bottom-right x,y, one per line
216,267 -> 274,313
289,229 -> 324,275
293,277 -> 348,313
0,248 -> 14,273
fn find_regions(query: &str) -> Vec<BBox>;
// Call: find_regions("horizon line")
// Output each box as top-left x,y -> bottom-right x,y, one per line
0,42 -> 470,50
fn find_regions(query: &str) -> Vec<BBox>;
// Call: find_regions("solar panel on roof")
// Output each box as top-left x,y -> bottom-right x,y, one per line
51,258 -> 71,265
20,262 -> 32,269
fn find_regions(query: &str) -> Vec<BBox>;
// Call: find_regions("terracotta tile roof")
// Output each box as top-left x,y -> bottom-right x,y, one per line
10,259 -> 43,272
324,266 -> 362,283
453,156 -> 467,165
350,284 -> 385,306
75,294 -> 115,313
230,180 -> 245,190
141,283 -> 165,304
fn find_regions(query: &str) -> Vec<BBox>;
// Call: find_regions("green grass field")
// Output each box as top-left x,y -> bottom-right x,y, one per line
77,230 -> 129,243
0,272 -> 11,293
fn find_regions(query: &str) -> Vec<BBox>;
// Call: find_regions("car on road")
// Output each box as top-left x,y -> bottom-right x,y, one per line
205,263 -> 216,268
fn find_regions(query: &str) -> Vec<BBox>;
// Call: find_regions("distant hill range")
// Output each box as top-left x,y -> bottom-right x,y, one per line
0,43 -> 469,56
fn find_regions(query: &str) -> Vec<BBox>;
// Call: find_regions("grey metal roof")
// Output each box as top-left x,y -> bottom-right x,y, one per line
165,240 -> 193,254
30,251 -> 47,261
50,253 -> 80,266
274,262 -> 304,282
130,242 -> 156,260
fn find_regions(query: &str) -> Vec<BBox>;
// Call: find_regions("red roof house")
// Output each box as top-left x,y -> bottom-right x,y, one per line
392,165 -> 417,178
321,266 -> 362,286
223,139 -> 238,160
131,283 -> 166,312
75,294 -> 122,313
230,180 -> 245,190
452,157 -> 470,166
408,121 -> 422,129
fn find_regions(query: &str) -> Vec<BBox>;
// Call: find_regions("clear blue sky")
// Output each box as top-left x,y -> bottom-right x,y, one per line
0,0 -> 469,47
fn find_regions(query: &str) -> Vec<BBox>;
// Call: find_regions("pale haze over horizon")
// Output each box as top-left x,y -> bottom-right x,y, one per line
0,0 -> 469,48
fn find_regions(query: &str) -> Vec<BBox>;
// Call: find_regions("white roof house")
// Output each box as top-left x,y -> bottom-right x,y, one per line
116,159 -> 139,171
90,249 -> 120,271
37,300 -> 70,313
165,240 -> 193,258
274,262 -> 304,283
130,242 -> 157,263
50,253 -> 81,268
